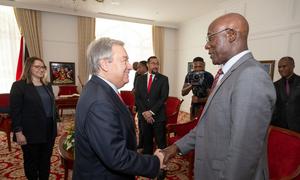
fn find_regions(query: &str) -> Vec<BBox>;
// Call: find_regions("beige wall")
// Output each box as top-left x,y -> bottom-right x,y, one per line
162,27 -> 178,97
41,12 -> 78,95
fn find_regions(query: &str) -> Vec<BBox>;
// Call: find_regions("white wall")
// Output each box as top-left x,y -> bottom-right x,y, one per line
41,12 -> 78,95
176,0 -> 300,112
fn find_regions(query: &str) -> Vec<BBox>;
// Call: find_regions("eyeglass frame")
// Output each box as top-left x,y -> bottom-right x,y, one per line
206,28 -> 234,42
32,65 -> 47,70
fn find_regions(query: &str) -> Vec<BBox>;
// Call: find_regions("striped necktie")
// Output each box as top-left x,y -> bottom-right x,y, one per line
210,68 -> 223,92
285,79 -> 290,96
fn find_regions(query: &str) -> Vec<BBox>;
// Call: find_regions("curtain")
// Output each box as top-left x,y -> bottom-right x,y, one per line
14,8 -> 43,58
16,36 -> 24,80
0,6 -> 21,93
152,25 -> 164,73
78,16 -> 95,87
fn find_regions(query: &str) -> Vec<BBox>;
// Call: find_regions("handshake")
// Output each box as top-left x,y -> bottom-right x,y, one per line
154,144 -> 179,170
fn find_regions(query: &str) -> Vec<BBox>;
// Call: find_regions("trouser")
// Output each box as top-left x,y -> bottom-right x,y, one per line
137,113 -> 144,148
142,120 -> 166,155
190,103 -> 204,120
21,140 -> 55,180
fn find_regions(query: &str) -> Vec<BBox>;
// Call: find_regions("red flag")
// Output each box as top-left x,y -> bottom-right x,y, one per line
16,36 -> 24,80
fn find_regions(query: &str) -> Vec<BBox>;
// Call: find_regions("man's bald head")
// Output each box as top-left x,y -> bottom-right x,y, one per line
210,13 -> 249,41
205,13 -> 249,65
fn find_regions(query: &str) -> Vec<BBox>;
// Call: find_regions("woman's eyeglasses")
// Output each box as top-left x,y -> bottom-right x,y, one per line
32,65 -> 47,70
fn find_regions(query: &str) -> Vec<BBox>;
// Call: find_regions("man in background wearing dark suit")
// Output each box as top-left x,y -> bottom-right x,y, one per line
271,56 -> 300,133
73,38 -> 164,180
135,56 -> 169,179
133,60 -> 148,92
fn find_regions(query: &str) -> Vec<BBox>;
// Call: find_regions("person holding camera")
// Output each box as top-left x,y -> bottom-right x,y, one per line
182,57 -> 213,120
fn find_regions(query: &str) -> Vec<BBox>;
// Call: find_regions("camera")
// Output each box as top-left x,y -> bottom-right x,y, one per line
190,71 -> 205,86
189,71 -> 208,98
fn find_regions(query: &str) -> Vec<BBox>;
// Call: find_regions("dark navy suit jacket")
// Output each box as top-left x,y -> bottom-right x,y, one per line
135,73 -> 169,122
73,75 -> 160,180
271,74 -> 300,133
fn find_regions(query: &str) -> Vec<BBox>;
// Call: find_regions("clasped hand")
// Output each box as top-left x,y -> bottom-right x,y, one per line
142,111 -> 155,124
155,144 -> 180,170
154,149 -> 166,169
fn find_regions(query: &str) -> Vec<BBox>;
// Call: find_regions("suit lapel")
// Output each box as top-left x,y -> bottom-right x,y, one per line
200,53 -> 254,120
92,76 -> 136,136
279,79 -> 289,100
140,74 -> 148,93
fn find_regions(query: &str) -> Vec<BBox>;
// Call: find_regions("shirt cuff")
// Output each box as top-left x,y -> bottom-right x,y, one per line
149,110 -> 155,115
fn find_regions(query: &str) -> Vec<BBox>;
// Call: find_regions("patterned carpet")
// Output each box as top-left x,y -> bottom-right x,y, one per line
0,113 -> 191,180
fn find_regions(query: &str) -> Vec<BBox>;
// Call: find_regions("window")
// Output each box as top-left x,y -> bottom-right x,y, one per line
96,18 -> 153,90
0,5 -> 21,93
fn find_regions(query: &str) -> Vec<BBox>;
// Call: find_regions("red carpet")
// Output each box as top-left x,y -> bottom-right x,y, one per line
0,115 -> 190,180
0,134 -> 64,179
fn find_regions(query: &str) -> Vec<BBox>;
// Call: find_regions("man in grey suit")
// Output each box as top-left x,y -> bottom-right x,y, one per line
162,13 -> 276,180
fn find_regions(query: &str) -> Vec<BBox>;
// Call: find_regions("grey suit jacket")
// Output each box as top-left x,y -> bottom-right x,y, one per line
176,53 -> 276,180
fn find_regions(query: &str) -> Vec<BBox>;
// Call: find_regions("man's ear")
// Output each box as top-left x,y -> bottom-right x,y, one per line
98,59 -> 109,72
227,29 -> 237,42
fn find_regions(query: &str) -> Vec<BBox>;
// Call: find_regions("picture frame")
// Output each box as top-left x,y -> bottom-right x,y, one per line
49,62 -> 75,85
259,60 -> 275,80
187,62 -> 193,72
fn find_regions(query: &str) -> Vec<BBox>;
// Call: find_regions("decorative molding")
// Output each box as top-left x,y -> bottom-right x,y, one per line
249,23 -> 300,40
287,31 -> 300,55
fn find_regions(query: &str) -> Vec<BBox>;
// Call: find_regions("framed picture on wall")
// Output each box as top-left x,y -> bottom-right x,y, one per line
49,62 -> 75,85
259,60 -> 275,80
187,62 -> 193,72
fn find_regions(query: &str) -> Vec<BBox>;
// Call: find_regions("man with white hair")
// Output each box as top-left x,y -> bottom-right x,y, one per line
73,37 -> 164,180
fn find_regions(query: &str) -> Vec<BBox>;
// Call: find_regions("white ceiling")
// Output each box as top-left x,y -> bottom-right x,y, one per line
0,0 -> 227,28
